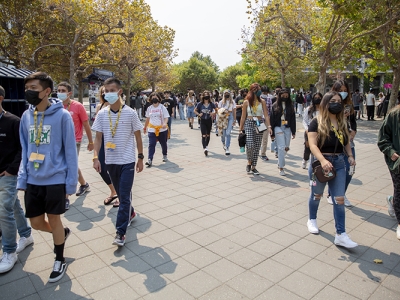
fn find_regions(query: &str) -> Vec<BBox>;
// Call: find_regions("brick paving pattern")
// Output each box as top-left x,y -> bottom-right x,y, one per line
1,116 -> 399,299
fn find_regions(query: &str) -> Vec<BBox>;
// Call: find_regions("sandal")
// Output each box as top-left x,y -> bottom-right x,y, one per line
104,195 -> 118,205
112,200 -> 120,207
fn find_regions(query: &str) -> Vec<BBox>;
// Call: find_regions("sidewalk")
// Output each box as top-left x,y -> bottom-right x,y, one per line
1,116 -> 399,300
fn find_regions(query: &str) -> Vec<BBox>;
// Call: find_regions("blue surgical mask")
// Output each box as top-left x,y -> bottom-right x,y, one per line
57,93 -> 68,101
104,92 -> 119,104
339,92 -> 348,100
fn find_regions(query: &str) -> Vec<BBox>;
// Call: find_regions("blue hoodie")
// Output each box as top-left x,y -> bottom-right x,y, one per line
17,98 -> 78,195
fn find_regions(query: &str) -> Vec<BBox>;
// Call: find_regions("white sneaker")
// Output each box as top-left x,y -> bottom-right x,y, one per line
327,196 -> 333,205
334,233 -> 358,248
397,226 -> 400,240
387,196 -> 396,218
0,252 -> 18,273
225,148 -> 230,155
222,143 -> 226,150
302,160 -> 307,169
279,169 -> 286,176
16,235 -> 34,253
307,219 -> 319,234
344,196 -> 353,207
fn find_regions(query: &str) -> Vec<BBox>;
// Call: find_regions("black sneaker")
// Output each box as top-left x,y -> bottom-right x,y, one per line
53,227 -> 71,254
65,198 -> 70,211
75,182 -> 90,196
48,260 -> 67,283
260,155 -> 269,161
252,168 -> 260,175
204,149 -> 208,156
246,165 -> 251,173
112,233 -> 126,246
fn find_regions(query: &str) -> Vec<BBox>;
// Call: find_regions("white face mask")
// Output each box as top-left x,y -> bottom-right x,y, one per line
57,93 -> 68,101
339,92 -> 348,100
104,92 -> 119,104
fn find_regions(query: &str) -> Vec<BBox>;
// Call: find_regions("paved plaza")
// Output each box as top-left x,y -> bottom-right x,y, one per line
1,116 -> 399,300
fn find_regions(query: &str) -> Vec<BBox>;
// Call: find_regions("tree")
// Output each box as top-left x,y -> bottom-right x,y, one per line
219,63 -> 247,90
172,54 -> 219,93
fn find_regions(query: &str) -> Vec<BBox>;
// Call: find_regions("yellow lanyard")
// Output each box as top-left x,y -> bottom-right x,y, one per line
108,104 -> 123,138
331,125 -> 344,145
65,101 -> 71,111
33,109 -> 45,147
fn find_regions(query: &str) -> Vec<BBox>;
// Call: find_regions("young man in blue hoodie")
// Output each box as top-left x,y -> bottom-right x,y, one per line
17,72 -> 78,283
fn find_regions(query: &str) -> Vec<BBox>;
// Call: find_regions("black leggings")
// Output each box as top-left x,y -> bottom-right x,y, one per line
200,118 -> 212,148
303,131 -> 311,161
390,171 -> 400,223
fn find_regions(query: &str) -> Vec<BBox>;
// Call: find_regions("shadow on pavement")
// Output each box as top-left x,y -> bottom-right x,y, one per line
111,215 -> 177,293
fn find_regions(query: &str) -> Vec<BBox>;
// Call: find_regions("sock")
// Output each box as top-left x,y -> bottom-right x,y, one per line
54,243 -> 65,261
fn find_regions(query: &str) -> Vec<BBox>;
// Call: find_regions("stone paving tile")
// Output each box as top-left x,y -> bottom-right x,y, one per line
3,119 -> 399,300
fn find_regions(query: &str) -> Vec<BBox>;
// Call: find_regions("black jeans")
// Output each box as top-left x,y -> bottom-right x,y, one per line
367,105 -> 375,120
390,171 -> 400,223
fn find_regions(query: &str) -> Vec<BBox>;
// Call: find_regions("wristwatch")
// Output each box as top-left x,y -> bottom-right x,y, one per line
138,153 -> 144,159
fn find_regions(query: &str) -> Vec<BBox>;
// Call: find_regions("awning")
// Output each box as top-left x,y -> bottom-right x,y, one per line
0,67 -> 33,79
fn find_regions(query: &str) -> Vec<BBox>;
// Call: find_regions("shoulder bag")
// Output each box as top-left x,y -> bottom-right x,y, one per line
312,139 -> 338,183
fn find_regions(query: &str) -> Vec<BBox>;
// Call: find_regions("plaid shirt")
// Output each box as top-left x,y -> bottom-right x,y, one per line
260,94 -> 273,116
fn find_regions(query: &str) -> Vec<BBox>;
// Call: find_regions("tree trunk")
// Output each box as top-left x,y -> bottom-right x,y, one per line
125,69 -> 132,107
151,82 -> 156,92
388,65 -> 400,111
69,47 -> 76,96
77,73 -> 84,103
315,65 -> 327,93
281,69 -> 286,88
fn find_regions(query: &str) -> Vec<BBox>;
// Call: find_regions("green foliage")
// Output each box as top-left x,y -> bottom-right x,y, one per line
218,63 -> 247,90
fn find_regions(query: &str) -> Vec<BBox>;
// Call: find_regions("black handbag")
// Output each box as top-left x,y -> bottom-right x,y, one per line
312,139 -> 338,183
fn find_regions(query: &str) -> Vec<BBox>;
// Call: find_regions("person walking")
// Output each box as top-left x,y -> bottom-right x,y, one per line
186,90 -> 196,129
259,86 -> 273,161
57,82 -> 92,210
366,89 -> 376,121
302,92 -> 322,169
378,101 -> 400,239
218,90 -> 236,155
92,77 -> 144,247
239,83 -> 272,175
306,91 -> 357,248
195,90 -> 216,156
178,93 -> 186,120
352,89 -> 362,120
143,93 -> 170,167
18,72 -> 78,282
94,87 -> 119,207
0,85 -> 34,274
270,88 -> 296,176
161,91 -> 175,138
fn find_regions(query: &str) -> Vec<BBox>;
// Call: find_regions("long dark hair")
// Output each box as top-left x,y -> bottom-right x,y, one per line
308,92 -> 323,118
246,83 -> 260,107
274,88 -> 294,114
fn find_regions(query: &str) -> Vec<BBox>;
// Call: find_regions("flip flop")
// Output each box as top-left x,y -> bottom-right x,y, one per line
104,195 -> 118,205
112,200 -> 120,207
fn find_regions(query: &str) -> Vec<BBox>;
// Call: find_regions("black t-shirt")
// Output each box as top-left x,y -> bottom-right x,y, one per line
196,102 -> 215,120
308,118 -> 345,153
235,96 -> 244,117
161,98 -> 175,116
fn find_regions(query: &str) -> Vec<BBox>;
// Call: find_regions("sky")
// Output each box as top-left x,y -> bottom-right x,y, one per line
145,0 -> 251,70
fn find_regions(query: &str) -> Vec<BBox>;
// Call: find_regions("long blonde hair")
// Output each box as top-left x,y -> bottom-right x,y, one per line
316,91 -> 349,148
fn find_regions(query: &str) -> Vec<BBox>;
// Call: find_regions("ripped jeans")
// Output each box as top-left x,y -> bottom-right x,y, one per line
308,153 -> 346,234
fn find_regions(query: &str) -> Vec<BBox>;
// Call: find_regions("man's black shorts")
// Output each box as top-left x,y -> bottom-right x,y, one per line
24,184 -> 66,218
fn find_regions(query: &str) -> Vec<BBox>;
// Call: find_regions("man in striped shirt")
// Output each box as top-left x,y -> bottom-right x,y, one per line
92,78 -> 144,246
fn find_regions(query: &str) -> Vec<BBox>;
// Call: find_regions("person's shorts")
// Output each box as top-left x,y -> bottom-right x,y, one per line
76,142 -> 81,155
354,106 -> 360,111
187,106 -> 195,118
24,184 -> 66,218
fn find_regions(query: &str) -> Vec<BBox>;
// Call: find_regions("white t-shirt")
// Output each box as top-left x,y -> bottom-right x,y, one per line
92,105 -> 143,165
366,93 -> 375,106
145,104 -> 170,133
218,100 -> 236,111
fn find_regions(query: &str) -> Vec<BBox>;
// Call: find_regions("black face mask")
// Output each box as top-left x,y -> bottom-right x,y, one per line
328,102 -> 343,114
313,98 -> 321,105
151,98 -> 159,104
224,94 -> 230,98
25,90 -> 44,106
203,96 -> 210,100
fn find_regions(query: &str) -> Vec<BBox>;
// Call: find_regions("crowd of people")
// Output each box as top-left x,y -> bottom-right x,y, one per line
0,72 -> 399,285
